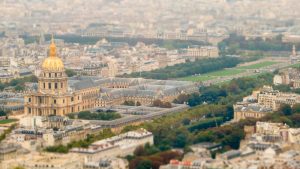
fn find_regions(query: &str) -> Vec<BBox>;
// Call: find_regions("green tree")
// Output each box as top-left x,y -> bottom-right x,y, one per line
173,133 -> 187,148
136,160 -> 152,169
278,104 -> 292,116
14,85 -> 24,91
0,83 -> 5,91
0,109 -> 7,116
292,103 -> 300,114
123,101 -> 135,106
65,69 -> 77,77
181,118 -> 191,125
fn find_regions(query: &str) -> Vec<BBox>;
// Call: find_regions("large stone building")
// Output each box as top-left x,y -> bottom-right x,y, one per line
233,103 -> 272,122
24,37 -> 197,116
70,128 -> 153,162
257,86 -> 300,110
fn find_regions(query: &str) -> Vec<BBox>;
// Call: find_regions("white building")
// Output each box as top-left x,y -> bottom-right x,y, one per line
70,128 -> 154,163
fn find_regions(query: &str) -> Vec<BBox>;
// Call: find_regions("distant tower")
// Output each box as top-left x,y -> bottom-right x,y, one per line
290,45 -> 299,64
292,45 -> 297,57
39,33 -> 45,45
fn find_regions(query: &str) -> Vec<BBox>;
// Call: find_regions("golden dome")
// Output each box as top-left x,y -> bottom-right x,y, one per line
41,36 -> 64,71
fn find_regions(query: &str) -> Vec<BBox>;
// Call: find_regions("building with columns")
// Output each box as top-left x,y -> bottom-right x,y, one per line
24,37 -> 82,116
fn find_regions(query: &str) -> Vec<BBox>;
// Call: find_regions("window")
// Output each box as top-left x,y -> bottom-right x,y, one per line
78,96 -> 80,100
53,109 -> 56,115
63,99 -> 65,103
28,98 -> 31,102
43,83 -> 45,89
55,83 -> 58,89
49,73 -> 51,77
55,73 -> 57,77
54,99 -> 56,104
48,83 -> 51,89
71,97 -> 74,102
28,108 -> 31,114
61,83 -> 63,88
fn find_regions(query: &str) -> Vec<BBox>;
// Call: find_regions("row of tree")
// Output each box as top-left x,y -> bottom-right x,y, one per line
152,100 -> 172,108
123,101 -> 142,106
67,110 -> 121,121
0,75 -> 38,91
22,34 -> 207,49
122,57 -> 242,79
218,33 -> 300,55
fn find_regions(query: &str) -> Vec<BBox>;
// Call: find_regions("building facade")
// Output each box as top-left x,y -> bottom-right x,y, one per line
24,38 -> 82,116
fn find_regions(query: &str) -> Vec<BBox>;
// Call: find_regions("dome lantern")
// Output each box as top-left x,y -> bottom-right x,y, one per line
41,35 -> 64,71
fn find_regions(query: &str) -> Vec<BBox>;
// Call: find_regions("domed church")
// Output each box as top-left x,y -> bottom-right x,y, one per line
24,37 -> 82,116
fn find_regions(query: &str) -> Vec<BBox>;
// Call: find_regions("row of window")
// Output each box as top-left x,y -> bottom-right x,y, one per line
42,82 -> 63,89
43,72 -> 63,78
28,96 -> 80,104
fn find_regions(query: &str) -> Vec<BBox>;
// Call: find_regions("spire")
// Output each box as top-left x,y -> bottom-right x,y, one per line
292,45 -> 297,57
49,34 -> 57,57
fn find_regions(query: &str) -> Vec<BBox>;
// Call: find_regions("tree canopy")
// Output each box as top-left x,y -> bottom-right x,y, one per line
68,110 -> 121,121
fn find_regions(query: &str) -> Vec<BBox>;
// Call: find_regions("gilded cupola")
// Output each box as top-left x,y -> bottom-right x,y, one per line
41,36 -> 64,71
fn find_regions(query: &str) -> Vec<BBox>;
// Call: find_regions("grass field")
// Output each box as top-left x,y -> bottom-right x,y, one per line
205,69 -> 245,76
179,60 -> 279,82
239,61 -> 278,69
179,75 -> 216,82
0,119 -> 17,124
289,63 -> 300,68
179,69 -> 245,82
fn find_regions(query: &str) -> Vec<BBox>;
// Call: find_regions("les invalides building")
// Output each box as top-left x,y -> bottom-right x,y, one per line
24,37 -> 82,116
24,37 -> 198,117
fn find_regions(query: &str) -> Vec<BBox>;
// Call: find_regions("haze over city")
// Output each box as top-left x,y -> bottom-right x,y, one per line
0,0 -> 300,169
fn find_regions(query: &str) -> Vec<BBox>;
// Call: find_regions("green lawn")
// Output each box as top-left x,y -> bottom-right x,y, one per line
239,61 -> 278,69
205,69 -> 245,76
179,69 -> 245,82
179,75 -> 216,82
289,63 -> 300,68
0,119 -> 17,124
